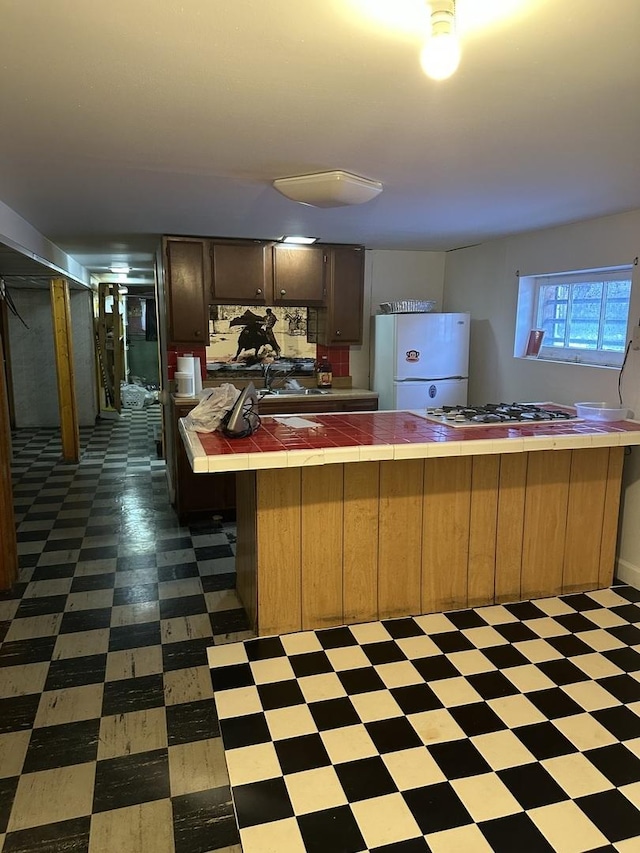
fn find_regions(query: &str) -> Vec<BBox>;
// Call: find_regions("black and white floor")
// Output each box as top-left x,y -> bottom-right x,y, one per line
208,589 -> 640,853
4,408 -> 640,852
1,408 -> 248,853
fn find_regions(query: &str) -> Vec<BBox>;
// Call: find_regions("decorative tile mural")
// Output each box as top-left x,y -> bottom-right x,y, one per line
206,305 -> 317,363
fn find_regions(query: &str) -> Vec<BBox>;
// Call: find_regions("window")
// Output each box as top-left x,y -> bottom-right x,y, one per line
516,266 -> 633,367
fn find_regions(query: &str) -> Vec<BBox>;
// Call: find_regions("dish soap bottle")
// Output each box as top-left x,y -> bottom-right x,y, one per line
316,355 -> 333,388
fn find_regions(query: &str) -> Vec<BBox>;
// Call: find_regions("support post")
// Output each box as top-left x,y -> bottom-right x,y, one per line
0,332 -> 18,590
50,277 -> 80,462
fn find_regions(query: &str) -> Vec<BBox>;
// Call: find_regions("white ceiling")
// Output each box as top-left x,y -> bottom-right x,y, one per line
1,0 -> 639,286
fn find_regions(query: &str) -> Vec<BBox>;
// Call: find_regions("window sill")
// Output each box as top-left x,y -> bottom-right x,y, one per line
515,355 -> 620,370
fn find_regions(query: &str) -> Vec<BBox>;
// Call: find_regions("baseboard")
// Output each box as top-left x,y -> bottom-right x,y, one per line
615,558 -> 640,590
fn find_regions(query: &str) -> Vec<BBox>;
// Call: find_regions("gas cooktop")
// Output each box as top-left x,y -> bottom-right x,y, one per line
422,403 -> 580,428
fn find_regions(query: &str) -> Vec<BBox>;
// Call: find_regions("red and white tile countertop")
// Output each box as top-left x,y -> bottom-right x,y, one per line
179,407 -> 640,474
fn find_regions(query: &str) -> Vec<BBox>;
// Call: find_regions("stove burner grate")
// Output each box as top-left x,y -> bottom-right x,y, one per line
426,402 -> 578,427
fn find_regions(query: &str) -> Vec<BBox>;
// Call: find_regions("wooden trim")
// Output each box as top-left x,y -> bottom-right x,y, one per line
301,465 -> 344,629
343,462 -> 379,624
563,447 -> 609,593
422,456 -> 472,614
50,278 -> 79,463
521,450 -> 571,598
96,285 -> 113,409
112,288 -> 123,412
256,469 -> 302,636
0,332 -> 18,590
495,453 -> 527,603
599,447 -> 625,588
378,460 -> 424,619
468,455 -> 500,607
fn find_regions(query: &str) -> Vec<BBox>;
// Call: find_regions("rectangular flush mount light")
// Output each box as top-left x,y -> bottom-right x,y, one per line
280,236 -> 318,244
273,170 -> 383,207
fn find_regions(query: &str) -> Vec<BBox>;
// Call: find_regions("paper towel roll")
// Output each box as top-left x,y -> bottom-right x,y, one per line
177,355 -> 194,374
192,357 -> 203,394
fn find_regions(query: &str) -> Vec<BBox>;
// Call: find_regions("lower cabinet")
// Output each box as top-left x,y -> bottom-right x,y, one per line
170,393 -> 378,520
258,395 -> 378,416
171,400 -> 237,522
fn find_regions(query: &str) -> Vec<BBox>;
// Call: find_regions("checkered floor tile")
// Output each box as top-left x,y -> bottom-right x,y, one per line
208,587 -> 640,853
0,408 -> 247,853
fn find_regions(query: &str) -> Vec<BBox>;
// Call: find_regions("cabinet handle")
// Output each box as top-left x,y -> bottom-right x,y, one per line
280,289 -> 286,296
335,330 -> 342,336
194,330 -> 201,337
256,288 -> 262,295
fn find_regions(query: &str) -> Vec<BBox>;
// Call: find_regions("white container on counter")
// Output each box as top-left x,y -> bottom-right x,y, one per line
175,371 -> 195,397
574,402 -> 628,421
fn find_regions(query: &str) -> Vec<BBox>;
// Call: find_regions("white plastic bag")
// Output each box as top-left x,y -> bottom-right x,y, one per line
183,384 -> 240,433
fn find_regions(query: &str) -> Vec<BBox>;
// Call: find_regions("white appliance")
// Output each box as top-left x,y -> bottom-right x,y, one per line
372,312 -> 470,410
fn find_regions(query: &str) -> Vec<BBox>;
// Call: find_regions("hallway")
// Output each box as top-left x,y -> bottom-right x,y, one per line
0,407 -> 249,852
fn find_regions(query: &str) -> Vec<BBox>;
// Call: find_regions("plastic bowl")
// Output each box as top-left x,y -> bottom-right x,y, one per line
574,402 -> 628,421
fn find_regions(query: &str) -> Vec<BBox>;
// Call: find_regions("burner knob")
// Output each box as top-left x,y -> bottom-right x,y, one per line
455,415 -> 467,422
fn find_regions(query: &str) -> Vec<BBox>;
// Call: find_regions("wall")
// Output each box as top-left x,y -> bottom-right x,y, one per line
350,249 -> 446,388
9,288 -> 98,428
442,208 -> 640,583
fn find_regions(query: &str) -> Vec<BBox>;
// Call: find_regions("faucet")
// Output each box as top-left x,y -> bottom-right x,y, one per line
261,362 -> 275,391
260,362 -> 295,392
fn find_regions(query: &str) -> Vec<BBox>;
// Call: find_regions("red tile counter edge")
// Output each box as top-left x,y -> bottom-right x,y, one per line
178,408 -> 640,474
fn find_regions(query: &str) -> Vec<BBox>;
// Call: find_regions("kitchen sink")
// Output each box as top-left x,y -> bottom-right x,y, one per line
257,388 -> 331,396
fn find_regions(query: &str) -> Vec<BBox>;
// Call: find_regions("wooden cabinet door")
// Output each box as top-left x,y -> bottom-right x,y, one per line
211,240 -> 273,304
173,400 -> 236,520
328,246 -> 364,345
272,245 -> 327,304
258,395 -> 377,415
165,237 -> 209,344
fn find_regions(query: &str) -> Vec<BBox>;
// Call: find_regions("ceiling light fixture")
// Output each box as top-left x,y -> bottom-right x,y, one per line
420,0 -> 461,81
272,170 -> 383,208
280,236 -> 318,245
109,264 -> 131,274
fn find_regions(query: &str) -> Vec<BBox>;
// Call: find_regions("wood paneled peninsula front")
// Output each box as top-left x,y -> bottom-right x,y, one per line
180,409 -> 640,637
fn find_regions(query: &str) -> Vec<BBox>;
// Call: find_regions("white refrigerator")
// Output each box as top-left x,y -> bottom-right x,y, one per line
372,312 -> 470,410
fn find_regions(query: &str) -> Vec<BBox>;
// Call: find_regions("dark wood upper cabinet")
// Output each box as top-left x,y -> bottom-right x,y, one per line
307,245 -> 365,346
272,244 -> 327,305
164,237 -> 209,344
328,245 -> 364,344
163,235 -> 364,347
210,240 -> 273,304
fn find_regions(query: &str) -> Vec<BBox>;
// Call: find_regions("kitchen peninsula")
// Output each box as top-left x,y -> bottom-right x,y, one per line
180,409 -> 640,637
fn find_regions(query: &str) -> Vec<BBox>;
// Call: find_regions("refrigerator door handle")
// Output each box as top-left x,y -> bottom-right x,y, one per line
395,375 -> 467,382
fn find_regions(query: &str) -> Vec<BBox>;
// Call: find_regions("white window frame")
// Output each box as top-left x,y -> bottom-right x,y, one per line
515,265 -> 633,368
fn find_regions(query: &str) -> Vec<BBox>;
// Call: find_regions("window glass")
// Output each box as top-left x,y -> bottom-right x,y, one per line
530,268 -> 632,366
